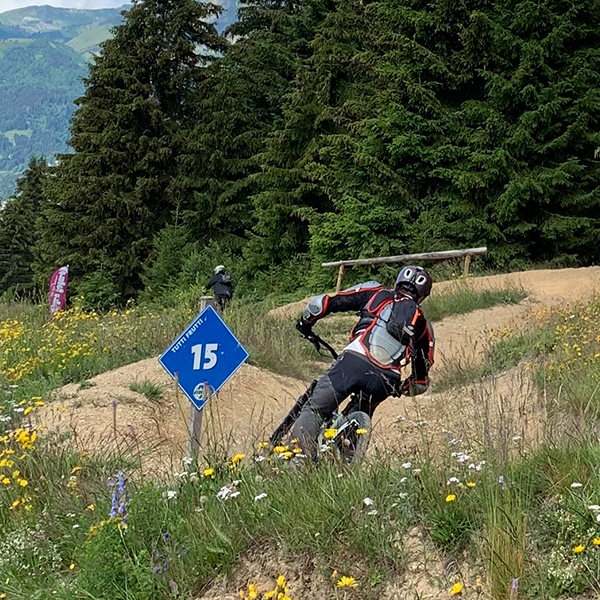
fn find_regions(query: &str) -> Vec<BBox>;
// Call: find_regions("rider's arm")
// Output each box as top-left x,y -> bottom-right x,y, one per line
300,282 -> 384,325
206,274 -> 218,289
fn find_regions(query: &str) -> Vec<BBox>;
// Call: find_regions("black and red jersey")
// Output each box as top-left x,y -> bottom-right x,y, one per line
303,281 -> 434,385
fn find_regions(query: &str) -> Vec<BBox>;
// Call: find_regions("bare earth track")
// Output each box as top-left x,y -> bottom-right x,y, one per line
39,267 -> 600,598
43,267 -> 600,475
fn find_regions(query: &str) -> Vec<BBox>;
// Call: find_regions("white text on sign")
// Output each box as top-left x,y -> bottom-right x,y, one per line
191,343 -> 219,370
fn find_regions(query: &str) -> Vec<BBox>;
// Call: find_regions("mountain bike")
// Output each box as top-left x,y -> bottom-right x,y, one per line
269,330 -> 372,464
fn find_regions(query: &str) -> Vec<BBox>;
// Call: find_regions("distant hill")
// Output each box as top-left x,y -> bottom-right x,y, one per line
0,2 -> 238,198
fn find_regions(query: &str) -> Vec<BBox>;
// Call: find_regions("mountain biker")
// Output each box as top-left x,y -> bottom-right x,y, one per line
290,265 -> 435,457
206,265 -> 233,311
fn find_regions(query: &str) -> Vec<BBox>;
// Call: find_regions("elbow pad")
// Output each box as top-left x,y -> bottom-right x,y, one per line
303,294 -> 328,323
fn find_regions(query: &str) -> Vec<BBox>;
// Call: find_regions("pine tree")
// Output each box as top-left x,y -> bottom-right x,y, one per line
438,0 -> 600,265
182,0 -> 318,255
0,156 -> 48,297
35,0 -> 224,302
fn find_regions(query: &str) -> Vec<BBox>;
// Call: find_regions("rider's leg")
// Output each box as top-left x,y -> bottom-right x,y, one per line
351,365 -> 400,416
290,353 -> 355,457
290,352 -> 401,456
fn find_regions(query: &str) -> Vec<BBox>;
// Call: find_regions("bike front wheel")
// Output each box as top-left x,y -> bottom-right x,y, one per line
330,411 -> 372,464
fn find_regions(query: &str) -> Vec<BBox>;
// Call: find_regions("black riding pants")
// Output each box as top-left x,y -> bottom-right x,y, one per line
290,350 -> 400,456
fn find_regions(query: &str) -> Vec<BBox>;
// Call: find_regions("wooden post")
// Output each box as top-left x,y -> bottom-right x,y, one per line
185,296 -> 213,464
463,254 -> 472,277
335,264 -> 345,292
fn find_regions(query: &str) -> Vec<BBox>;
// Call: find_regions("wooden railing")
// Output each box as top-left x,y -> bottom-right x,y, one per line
322,247 -> 488,292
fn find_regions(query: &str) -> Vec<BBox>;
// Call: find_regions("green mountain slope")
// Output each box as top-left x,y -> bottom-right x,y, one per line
0,4 -> 126,41
0,38 -> 88,198
0,2 -> 238,198
0,5 -> 127,198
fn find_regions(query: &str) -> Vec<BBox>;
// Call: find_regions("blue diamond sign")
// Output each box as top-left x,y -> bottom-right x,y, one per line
159,305 -> 249,410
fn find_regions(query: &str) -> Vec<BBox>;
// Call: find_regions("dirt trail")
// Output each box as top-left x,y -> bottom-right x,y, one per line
42,361 -> 306,476
199,527 -> 482,600
42,266 -> 600,471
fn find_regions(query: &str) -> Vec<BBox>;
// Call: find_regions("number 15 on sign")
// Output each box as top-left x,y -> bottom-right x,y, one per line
191,343 -> 219,370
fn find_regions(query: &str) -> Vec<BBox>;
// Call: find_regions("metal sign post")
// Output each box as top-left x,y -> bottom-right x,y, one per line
159,296 -> 249,465
185,296 -> 211,462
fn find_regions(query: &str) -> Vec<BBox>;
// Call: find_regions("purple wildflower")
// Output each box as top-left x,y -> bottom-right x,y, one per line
108,472 -> 129,523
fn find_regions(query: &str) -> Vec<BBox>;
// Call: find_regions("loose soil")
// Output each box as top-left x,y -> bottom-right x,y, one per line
41,267 -> 600,474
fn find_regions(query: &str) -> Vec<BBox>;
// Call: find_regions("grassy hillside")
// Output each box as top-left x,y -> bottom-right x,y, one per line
0,5 -> 124,198
1,283 -> 600,598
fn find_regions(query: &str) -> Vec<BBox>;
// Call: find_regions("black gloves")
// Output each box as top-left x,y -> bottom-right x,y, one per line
393,377 -> 429,397
295,318 -> 313,338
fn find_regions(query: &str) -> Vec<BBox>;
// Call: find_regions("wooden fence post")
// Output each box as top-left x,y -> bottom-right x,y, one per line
185,295 -> 213,464
335,264 -> 345,292
463,254 -> 472,277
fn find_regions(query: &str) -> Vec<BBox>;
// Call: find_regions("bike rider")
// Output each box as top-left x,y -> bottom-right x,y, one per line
291,266 -> 435,456
206,265 -> 233,311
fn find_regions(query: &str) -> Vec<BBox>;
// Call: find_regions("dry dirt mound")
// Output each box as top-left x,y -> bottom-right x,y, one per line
42,360 -> 307,475
41,266 -> 600,472
198,527 -> 482,600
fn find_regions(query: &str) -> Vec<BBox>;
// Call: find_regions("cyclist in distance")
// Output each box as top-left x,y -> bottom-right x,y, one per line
292,266 -> 435,457
206,265 -> 233,311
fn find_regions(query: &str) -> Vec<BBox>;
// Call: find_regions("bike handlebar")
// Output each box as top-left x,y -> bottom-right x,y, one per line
301,330 -> 338,360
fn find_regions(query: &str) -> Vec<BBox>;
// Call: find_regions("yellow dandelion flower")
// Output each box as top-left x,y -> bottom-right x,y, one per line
466,481 -> 476,488
18,478 -> 28,487
69,563 -> 76,570
231,453 -> 245,467
336,575 -> 358,588
273,445 -> 288,454
86,504 -> 95,511
71,466 -> 82,474
277,575 -> 286,589
450,582 -> 463,595
445,494 -> 456,503
356,428 -> 367,435
282,451 -> 294,459
203,467 -> 215,478
23,406 -> 32,416
258,441 -> 269,449
10,498 -> 20,510
593,538 -> 600,546
0,476 -> 9,485
0,593 -> 5,598
573,544 -> 585,554
324,428 -> 337,440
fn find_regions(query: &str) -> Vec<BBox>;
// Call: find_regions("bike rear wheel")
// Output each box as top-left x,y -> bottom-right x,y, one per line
329,411 -> 372,463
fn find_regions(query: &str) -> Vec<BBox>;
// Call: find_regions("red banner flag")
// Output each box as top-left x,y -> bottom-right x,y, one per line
49,265 -> 69,317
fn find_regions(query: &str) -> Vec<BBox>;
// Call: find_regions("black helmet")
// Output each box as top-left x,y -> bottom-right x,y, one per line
395,265 -> 432,303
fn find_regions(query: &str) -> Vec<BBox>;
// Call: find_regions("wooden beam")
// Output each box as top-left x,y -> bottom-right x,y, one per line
321,247 -> 487,269
335,264 -> 345,292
